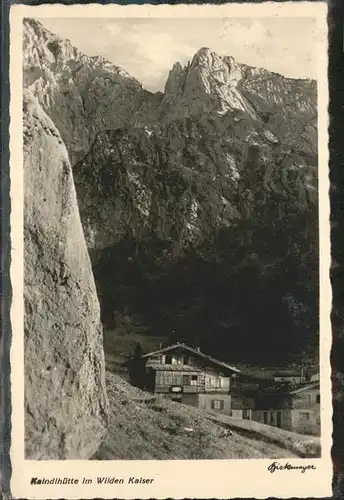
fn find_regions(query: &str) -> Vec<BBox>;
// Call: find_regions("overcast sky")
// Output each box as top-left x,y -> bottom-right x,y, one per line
37,17 -> 318,92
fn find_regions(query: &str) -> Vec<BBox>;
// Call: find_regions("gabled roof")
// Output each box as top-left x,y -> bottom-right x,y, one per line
273,371 -> 303,377
148,364 -> 201,372
289,381 -> 320,395
259,384 -> 291,396
142,343 -> 240,374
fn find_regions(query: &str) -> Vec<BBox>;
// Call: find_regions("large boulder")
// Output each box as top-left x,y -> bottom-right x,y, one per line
23,89 -> 108,459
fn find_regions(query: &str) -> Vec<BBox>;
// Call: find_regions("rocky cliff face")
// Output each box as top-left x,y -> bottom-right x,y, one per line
74,111 -> 317,255
161,47 -> 316,122
23,19 -> 319,365
23,22 -> 316,166
23,89 -> 108,459
23,18 -> 161,164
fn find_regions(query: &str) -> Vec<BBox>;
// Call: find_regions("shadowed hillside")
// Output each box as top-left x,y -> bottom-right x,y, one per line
74,113 -> 318,365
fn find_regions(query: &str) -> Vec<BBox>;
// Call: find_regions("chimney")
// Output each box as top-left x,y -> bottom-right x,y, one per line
301,365 -> 304,382
196,346 -> 200,352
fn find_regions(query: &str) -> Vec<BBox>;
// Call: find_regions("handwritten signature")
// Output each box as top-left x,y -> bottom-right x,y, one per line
268,461 -> 316,474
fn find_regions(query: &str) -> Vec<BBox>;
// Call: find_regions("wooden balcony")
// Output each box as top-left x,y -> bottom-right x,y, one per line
155,383 -> 200,393
204,387 -> 230,393
291,402 -> 320,409
154,384 -> 230,395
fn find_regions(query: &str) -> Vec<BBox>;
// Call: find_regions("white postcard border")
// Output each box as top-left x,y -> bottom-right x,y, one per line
10,3 -> 332,499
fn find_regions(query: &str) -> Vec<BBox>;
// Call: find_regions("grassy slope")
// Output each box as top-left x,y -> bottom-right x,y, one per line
207,413 -> 320,458
94,372 -> 320,460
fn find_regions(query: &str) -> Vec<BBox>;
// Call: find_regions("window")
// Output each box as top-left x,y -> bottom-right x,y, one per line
270,412 -> 274,424
316,394 -> 320,404
211,399 -> 224,410
162,372 -> 181,386
182,374 -> 198,386
243,409 -> 251,420
300,412 -> 310,421
165,355 -> 172,364
208,376 -> 222,388
215,377 -> 223,388
206,375 -> 225,388
183,356 -> 190,365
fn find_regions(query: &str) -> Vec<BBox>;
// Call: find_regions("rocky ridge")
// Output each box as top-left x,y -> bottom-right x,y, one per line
23,21 -> 316,166
74,112 -> 317,254
23,18 -> 161,164
161,47 -> 316,123
23,89 -> 108,458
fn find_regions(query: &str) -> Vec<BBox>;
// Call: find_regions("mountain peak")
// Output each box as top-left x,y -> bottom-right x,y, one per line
23,18 -> 150,163
195,46 -> 212,56
191,47 -> 236,68
161,44 -> 316,121
191,46 -> 214,65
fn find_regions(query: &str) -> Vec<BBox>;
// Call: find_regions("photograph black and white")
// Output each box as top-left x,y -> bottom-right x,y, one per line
22,13 -> 325,460
9,4 -> 331,497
